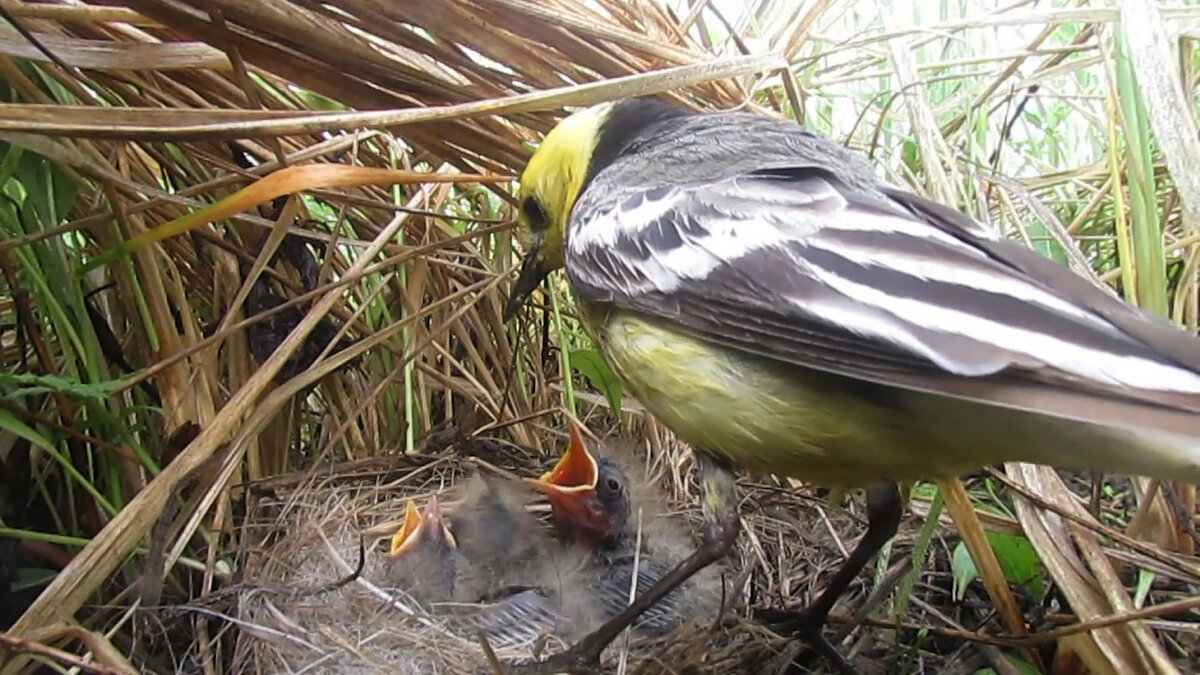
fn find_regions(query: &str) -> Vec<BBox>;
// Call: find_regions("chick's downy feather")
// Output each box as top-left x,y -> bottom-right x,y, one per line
447,473 -> 556,600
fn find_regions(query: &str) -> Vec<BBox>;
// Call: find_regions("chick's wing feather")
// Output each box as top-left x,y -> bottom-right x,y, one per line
565,166 -> 1200,435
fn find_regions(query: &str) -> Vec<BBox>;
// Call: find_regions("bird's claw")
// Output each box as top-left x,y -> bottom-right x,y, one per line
754,606 -> 821,638
754,608 -> 859,675
508,646 -> 603,675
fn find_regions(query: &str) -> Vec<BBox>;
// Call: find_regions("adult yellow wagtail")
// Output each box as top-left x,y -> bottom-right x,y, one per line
502,98 -> 1200,673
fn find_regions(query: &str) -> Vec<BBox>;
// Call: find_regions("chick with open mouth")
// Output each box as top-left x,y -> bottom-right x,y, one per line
525,422 -> 716,637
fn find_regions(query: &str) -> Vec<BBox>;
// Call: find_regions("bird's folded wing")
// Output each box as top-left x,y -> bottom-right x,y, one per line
565,167 -> 1200,435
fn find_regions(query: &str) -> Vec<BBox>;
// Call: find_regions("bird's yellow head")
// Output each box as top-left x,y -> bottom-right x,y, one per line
502,102 -> 615,321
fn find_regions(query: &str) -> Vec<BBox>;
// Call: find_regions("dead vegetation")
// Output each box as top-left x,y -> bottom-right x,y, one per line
1,0 -> 1200,673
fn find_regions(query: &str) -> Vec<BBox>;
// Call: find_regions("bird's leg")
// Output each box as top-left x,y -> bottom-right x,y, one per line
758,482 -> 902,675
518,453 -> 740,674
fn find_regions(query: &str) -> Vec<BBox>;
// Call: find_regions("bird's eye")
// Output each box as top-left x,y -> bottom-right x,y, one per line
605,478 -> 621,492
522,196 -> 548,231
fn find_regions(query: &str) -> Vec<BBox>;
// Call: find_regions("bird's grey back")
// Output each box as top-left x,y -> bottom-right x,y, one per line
579,109 -> 881,214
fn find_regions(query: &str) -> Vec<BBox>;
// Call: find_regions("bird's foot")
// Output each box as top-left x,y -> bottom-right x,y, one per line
755,607 -> 859,675
755,606 -> 823,636
509,503 -> 740,675
504,635 -> 606,674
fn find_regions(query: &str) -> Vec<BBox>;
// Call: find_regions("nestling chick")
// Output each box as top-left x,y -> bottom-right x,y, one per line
384,497 -> 459,605
446,472 -> 556,601
526,422 -> 630,550
526,422 -> 725,639
384,491 -> 562,652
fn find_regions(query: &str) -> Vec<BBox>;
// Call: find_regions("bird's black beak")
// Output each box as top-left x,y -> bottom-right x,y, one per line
502,248 -> 552,323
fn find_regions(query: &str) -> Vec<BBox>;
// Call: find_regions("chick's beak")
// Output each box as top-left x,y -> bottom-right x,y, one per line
422,495 -> 458,550
502,244 -> 552,322
389,499 -> 424,558
389,497 -> 458,559
524,422 -> 598,524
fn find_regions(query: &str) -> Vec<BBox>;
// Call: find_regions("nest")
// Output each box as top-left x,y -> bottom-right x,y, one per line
214,427 -> 1071,675
226,432 -> 751,673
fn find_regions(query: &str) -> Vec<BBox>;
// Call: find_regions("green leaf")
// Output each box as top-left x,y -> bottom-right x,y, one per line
0,142 -> 24,189
951,540 -> 977,601
1134,569 -> 1155,608
293,88 -> 347,111
987,532 -> 1046,599
13,149 -> 78,227
895,486 -> 943,620
1026,220 -> 1068,265
0,371 -> 123,400
901,137 -> 920,175
0,408 -> 56,453
952,533 -> 1047,601
15,567 -> 57,592
568,349 -> 623,417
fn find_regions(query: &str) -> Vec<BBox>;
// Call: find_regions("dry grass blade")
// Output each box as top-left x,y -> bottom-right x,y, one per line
0,53 -> 784,140
938,480 -> 1034,655
0,625 -> 137,675
1007,464 -> 1179,675
2,186 -> 436,670
80,166 -> 512,272
1117,0 -> 1200,236
883,25 -> 959,207
0,26 -> 229,69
